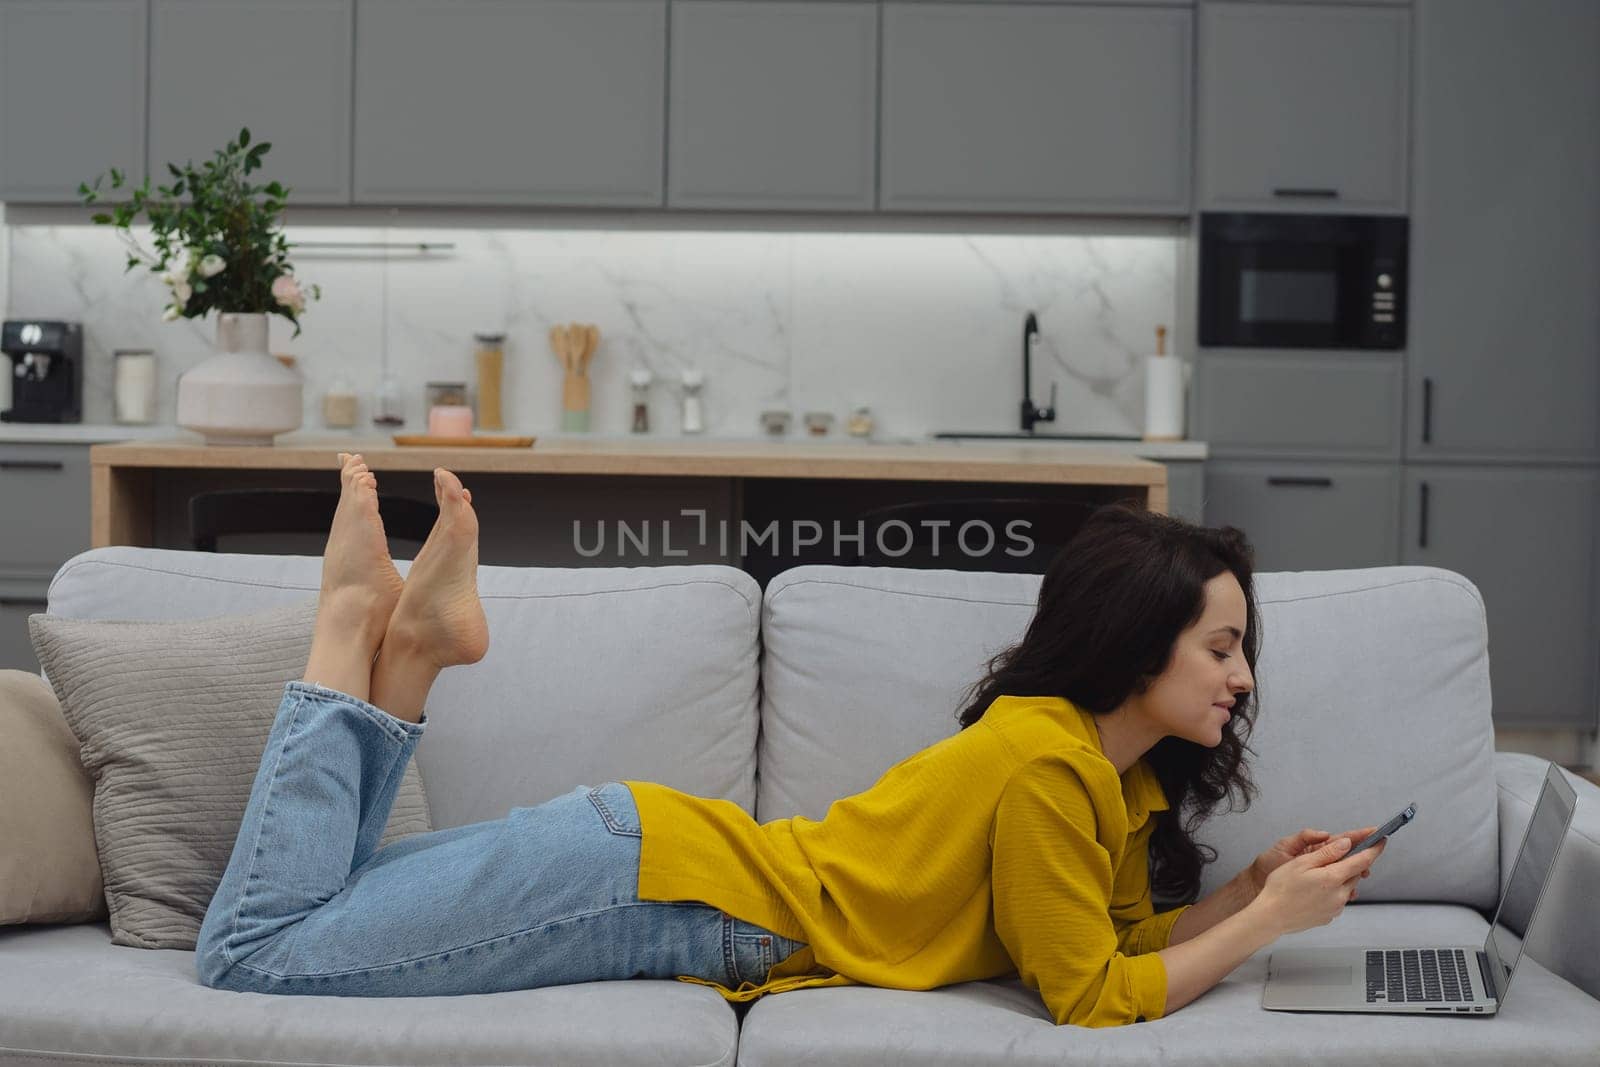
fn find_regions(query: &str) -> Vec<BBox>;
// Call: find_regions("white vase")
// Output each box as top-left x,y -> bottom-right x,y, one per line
175,312 -> 302,446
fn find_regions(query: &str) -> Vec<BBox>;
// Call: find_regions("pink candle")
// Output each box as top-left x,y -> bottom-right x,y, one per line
428,404 -> 474,437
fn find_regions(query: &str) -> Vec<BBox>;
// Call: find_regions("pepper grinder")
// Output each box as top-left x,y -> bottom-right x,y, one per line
629,367 -> 654,433
680,368 -> 705,434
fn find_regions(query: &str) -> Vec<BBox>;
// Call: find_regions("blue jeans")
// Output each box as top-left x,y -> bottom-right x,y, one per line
196,680 -> 808,997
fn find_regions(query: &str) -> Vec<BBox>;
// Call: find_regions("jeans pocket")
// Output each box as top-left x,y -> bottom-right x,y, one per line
586,782 -> 642,838
726,916 -> 775,987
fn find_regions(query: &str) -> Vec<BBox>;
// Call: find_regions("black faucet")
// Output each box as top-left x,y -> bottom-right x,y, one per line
1021,311 -> 1056,432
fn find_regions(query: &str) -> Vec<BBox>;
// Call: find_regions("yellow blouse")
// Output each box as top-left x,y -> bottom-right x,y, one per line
621,694 -> 1191,1027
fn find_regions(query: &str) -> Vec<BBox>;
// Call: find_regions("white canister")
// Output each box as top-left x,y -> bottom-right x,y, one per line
1142,353 -> 1189,441
113,349 -> 157,424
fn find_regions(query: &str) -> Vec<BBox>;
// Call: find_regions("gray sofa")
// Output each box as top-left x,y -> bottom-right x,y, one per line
3,546 -> 1599,1066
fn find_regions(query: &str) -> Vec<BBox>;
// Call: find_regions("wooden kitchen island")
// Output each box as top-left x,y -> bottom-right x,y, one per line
89,435 -> 1169,581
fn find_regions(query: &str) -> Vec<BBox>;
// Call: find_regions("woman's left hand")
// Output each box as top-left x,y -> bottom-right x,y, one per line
1248,826 -> 1379,896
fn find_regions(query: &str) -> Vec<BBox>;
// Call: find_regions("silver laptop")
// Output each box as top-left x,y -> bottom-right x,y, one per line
1263,761 -> 1577,1016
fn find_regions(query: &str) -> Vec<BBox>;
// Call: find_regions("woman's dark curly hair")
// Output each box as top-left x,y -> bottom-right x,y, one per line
956,500 -> 1262,903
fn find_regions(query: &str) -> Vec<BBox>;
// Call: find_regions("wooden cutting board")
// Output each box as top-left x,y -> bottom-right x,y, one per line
392,434 -> 536,448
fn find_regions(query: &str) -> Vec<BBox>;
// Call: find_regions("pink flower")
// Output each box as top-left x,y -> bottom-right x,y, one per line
271,274 -> 306,314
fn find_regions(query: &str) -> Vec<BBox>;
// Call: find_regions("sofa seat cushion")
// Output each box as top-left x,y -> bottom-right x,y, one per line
735,904 -> 1600,1067
0,922 -> 739,1067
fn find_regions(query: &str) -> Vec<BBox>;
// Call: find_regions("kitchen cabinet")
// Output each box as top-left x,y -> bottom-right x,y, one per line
1198,2 -> 1410,213
1400,464 -> 1599,731
1193,351 -> 1403,459
149,0 -> 352,204
352,0 -> 667,206
1164,460 -> 1205,526
0,442 -> 92,673
0,0 -> 146,204
879,2 -> 1192,215
1201,458 -> 1401,570
0,443 -> 92,583
0,580 -> 49,673
668,2 -> 876,211
1406,0 -> 1599,462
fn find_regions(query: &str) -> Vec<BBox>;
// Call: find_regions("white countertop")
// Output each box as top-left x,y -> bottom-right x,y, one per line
0,422 -> 1207,459
0,422 -> 188,444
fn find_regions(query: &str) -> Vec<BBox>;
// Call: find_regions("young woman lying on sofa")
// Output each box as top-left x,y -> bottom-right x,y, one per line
195,451 -> 1387,1027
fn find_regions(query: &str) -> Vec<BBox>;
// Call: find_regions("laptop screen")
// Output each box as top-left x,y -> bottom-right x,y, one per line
1481,765 -> 1577,1001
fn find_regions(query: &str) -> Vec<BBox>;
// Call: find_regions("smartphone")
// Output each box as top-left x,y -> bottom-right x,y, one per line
1345,802 -> 1417,856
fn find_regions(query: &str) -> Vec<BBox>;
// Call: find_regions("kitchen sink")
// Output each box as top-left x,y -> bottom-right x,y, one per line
931,431 -> 1144,442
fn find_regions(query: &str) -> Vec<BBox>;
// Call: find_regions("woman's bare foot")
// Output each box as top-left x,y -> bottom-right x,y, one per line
384,467 -> 490,670
318,452 -> 405,634
302,453 -> 407,700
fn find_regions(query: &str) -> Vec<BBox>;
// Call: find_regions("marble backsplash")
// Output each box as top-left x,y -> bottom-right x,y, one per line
1,217 -> 1181,440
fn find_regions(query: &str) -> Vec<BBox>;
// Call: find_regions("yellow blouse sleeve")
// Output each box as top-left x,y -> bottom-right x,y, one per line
990,752 -> 1171,1027
1108,821 -> 1193,955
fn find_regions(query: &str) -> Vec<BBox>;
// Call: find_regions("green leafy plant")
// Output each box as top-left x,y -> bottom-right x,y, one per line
79,127 -> 322,338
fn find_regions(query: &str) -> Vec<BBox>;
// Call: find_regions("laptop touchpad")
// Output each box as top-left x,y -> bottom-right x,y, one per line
1281,964 -> 1354,987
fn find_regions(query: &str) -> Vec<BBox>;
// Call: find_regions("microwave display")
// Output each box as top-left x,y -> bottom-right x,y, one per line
1199,212 -> 1408,350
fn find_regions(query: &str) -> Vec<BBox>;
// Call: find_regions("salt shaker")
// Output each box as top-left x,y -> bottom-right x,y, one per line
629,368 -> 654,433
680,368 -> 705,434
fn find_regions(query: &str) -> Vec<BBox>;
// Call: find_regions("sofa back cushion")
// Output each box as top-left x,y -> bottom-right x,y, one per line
45,548 -> 764,828
757,564 -> 1500,910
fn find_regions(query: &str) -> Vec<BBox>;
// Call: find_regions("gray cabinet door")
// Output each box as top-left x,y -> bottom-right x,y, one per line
1198,2 -> 1409,213
669,2 -> 876,211
880,2 -> 1191,215
0,443 -> 92,583
1202,458 -> 1401,571
0,579 -> 49,674
149,1 -> 352,204
353,0 -> 666,206
1401,464 -> 1599,730
1194,351 -> 1403,459
0,0 -> 146,203
1164,460 -> 1205,526
1408,0 -> 1600,462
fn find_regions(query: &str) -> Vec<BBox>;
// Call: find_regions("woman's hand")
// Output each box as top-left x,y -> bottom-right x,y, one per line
1248,825 -> 1380,898
1252,834 -> 1388,937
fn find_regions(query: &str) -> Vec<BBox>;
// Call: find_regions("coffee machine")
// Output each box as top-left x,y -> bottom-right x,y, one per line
2,320 -> 83,423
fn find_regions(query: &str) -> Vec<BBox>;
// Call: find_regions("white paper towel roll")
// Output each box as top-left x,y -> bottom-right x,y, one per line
1143,354 -> 1188,441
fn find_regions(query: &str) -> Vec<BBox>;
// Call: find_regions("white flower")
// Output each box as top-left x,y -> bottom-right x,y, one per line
172,280 -> 192,306
159,270 -> 176,286
162,305 -> 181,322
198,254 -> 225,278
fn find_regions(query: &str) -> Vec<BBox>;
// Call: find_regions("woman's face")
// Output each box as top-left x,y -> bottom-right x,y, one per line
1141,571 -> 1254,747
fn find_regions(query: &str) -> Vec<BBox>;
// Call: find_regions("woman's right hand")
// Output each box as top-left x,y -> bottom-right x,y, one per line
1252,834 -> 1387,937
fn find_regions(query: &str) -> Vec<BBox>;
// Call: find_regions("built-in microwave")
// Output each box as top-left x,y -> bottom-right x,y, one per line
1198,212 -> 1408,350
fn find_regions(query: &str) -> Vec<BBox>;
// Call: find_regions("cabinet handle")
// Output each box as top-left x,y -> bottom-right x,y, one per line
0,597 -> 49,607
1272,187 -> 1340,199
1266,476 -> 1334,488
1422,378 -> 1432,444
0,459 -> 65,471
1419,482 -> 1430,549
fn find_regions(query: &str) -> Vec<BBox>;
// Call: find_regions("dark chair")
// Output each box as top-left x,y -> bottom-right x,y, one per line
188,488 -> 439,553
850,497 -> 1097,573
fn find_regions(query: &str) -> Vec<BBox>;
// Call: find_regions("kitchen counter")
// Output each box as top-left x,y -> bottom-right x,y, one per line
8,422 -> 1208,459
0,423 -> 183,444
87,434 -> 1172,550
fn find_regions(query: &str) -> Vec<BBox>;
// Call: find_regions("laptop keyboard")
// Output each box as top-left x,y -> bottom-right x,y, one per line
1366,949 -> 1471,1003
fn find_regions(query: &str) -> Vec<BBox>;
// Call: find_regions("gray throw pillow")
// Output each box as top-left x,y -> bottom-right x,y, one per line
28,599 -> 433,950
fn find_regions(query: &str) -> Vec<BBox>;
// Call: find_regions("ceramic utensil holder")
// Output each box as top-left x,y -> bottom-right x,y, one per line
563,372 -> 590,431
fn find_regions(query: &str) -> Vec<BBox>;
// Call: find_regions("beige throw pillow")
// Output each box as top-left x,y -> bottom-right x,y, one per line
27,599 -> 433,950
0,669 -> 110,925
